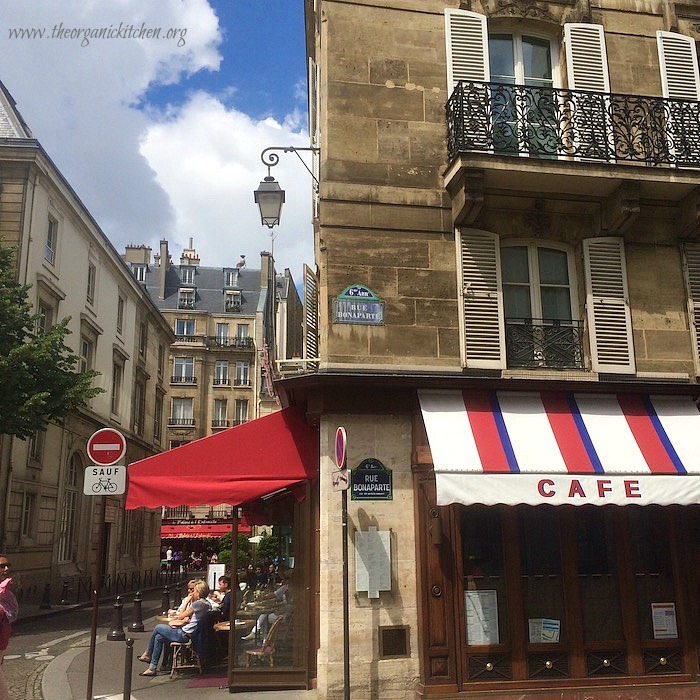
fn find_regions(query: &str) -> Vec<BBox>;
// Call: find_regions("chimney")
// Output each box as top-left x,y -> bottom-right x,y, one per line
260,251 -> 273,288
180,236 -> 200,267
159,239 -> 169,300
124,244 -> 151,265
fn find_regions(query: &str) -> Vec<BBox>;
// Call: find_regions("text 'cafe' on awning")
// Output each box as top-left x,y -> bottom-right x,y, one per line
414,389 -> 700,695
125,406 -> 319,691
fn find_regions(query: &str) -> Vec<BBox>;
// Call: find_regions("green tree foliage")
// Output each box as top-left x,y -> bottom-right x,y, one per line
256,534 -> 279,563
0,245 -> 102,438
217,532 -> 251,569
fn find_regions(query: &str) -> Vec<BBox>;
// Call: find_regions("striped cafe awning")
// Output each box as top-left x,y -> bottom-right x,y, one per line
418,390 -> 700,507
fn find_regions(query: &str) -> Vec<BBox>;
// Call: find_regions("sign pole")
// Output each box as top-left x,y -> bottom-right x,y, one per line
86,494 -> 107,700
335,427 -> 350,700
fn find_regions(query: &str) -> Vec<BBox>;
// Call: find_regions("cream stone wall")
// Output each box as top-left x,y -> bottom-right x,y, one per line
318,413 -> 419,698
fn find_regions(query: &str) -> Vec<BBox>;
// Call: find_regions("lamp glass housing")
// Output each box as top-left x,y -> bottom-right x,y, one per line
254,176 -> 285,228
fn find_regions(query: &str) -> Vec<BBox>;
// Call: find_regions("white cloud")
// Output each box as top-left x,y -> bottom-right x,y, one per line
0,0 -> 314,282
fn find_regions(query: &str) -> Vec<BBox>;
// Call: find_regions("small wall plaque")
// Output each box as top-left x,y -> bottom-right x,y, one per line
355,526 -> 391,598
333,285 -> 384,325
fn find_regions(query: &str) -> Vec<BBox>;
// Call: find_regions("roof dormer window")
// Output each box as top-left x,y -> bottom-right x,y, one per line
178,288 -> 195,310
225,289 -> 241,312
224,268 -> 239,287
181,265 -> 196,284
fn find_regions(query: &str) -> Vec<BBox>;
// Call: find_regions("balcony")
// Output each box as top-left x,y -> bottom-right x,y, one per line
233,419 -> 248,426
446,81 -> 700,166
213,378 -> 230,386
168,417 -> 195,427
174,334 -> 205,345
170,375 -> 196,385
206,336 -> 255,350
505,318 -> 584,370
211,419 -> 229,429
233,378 -> 251,387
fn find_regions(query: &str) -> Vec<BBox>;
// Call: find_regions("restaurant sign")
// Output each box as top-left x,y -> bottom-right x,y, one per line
333,285 -> 384,325
351,458 -> 392,501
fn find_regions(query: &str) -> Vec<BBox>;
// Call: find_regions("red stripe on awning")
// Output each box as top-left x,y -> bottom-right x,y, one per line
125,406 -> 318,509
542,392 -> 597,473
464,391 -> 510,473
161,524 -> 251,539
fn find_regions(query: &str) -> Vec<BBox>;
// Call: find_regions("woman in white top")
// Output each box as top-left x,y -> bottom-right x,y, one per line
138,579 -> 211,676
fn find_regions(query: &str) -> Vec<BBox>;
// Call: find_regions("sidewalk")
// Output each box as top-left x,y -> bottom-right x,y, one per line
20,596 -> 317,700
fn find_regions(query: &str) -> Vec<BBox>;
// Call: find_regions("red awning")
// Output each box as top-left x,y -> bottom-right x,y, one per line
125,406 -> 318,509
160,523 -> 251,539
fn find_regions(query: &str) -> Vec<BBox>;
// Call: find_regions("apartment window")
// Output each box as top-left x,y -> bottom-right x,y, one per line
158,344 -> 165,378
58,455 -> 80,561
154,393 -> 163,443
171,397 -> 194,426
173,356 -> 195,383
45,216 -> 58,264
237,324 -> 249,339
132,264 -> 147,282
133,379 -> 146,436
79,335 -> 94,373
214,360 -> 229,386
234,399 -> 248,425
224,268 -> 238,287
216,323 -> 229,346
86,262 -> 97,304
235,361 -> 250,386
117,295 -> 125,334
181,266 -> 195,284
138,321 -> 147,359
178,288 -> 195,310
213,399 -> 228,428
36,300 -> 53,334
225,290 -> 242,312
28,429 -> 45,462
20,492 -> 36,538
175,319 -> 195,336
111,361 -> 123,415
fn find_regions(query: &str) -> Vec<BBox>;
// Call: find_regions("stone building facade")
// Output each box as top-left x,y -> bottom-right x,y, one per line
274,0 -> 700,697
0,82 -> 173,598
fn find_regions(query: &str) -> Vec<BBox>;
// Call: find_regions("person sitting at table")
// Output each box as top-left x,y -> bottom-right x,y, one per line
241,569 -> 291,641
138,579 -> 212,676
209,575 -> 231,617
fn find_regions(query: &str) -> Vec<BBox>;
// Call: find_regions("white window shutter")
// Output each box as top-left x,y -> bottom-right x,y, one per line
682,243 -> 700,375
303,263 -> 319,370
445,9 -> 489,93
583,237 -> 635,374
564,24 -> 610,92
657,31 -> 700,100
457,229 -> 505,369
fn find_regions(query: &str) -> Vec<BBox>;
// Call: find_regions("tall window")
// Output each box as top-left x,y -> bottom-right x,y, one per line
224,268 -> 238,287
178,288 -> 195,309
58,455 -> 80,561
111,361 -> 123,415
80,336 -> 94,373
28,429 -> 45,462
214,360 -> 229,385
171,397 -> 194,425
132,264 -> 147,282
86,262 -> 96,304
36,300 -> 53,334
235,361 -> 250,386
116,295 -> 125,334
489,32 -> 555,155
173,357 -> 195,383
236,324 -> 249,339
45,216 -> 58,264
216,323 -> 229,346
234,399 -> 248,425
213,399 -> 228,427
138,321 -> 147,359
133,379 -> 146,435
20,492 -> 36,538
181,266 -> 195,284
158,344 -> 165,378
175,319 -> 195,336
154,393 -> 163,443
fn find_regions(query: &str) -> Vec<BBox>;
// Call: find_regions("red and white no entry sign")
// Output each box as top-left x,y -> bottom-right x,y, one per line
87,428 -> 126,466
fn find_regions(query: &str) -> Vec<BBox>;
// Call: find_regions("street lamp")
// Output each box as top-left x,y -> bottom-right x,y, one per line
254,146 -> 319,229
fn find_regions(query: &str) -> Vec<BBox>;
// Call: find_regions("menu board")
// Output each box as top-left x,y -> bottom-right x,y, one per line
651,602 -> 678,639
528,618 -> 561,643
465,590 -> 499,645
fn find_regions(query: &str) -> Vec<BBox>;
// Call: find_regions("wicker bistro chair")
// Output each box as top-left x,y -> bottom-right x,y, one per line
169,639 -> 202,679
244,614 -> 284,667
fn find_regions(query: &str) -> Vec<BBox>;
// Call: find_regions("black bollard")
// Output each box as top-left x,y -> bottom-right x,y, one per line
123,637 -> 134,700
129,591 -> 145,633
160,585 -> 170,615
39,582 -> 52,610
108,595 -> 126,642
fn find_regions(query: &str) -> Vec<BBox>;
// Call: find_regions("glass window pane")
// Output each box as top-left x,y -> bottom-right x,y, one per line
538,248 -> 568,285
503,286 -> 531,318
489,34 -> 515,82
522,36 -> 552,83
501,247 -> 529,283
540,288 -> 571,321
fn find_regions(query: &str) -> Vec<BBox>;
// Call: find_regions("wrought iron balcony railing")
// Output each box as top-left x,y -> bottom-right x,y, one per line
447,81 -> 700,166
168,417 -> 195,427
206,336 -> 255,350
505,318 -> 584,370
170,375 -> 196,384
211,419 -> 229,428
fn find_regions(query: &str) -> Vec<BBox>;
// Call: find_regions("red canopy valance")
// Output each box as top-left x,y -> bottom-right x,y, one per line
125,406 -> 318,509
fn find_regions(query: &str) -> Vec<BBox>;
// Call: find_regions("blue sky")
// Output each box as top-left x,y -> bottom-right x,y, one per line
0,0 -> 314,282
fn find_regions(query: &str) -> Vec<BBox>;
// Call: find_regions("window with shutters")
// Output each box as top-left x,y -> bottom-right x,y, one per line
457,230 -> 632,374
681,243 -> 700,375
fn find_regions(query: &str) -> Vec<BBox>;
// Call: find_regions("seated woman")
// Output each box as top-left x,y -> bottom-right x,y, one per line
242,569 -> 291,641
138,579 -> 211,676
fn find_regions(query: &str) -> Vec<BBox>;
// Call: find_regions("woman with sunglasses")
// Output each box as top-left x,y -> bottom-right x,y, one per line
138,579 -> 212,676
0,555 -> 18,700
